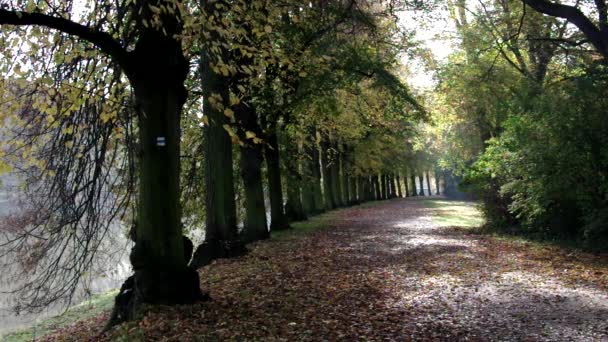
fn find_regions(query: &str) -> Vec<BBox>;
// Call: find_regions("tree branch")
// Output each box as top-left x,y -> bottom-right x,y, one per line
595,0 -> 608,36
0,8 -> 129,67
521,0 -> 608,58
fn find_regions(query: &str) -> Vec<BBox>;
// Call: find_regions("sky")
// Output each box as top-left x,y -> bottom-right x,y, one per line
398,7 -> 457,90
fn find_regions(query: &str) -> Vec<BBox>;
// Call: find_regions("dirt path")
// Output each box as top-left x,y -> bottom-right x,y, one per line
43,198 -> 608,341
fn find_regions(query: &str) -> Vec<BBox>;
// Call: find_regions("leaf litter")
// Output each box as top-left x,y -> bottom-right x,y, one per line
41,198 -> 608,341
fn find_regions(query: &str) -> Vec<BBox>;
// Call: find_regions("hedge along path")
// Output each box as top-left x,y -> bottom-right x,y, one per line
43,198 -> 608,341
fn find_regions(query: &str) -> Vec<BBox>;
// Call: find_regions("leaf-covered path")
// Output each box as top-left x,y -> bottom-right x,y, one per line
47,198 -> 608,341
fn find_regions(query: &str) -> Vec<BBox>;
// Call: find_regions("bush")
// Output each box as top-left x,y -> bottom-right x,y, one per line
464,66 -> 608,249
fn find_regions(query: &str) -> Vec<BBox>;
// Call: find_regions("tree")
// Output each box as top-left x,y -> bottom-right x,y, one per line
0,0 -> 203,325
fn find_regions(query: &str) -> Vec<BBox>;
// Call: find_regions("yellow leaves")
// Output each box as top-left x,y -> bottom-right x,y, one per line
100,111 -> 116,123
299,71 -> 308,78
46,106 -> 58,116
223,108 -> 235,119
65,140 -> 74,149
61,125 -> 74,135
0,160 -> 11,175
264,25 -> 272,34
219,65 -> 230,77
148,5 -> 162,15
245,131 -> 263,144
229,92 -> 240,106
208,92 -> 224,111
223,124 -> 242,145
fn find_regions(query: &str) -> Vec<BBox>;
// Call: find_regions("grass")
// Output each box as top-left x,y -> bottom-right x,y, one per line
420,198 -> 485,228
419,198 -> 596,253
271,211 -> 337,240
1,290 -> 117,342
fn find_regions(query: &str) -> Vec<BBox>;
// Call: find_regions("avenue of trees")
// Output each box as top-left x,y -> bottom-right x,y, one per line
0,0 -> 440,328
2,0 -> 606,332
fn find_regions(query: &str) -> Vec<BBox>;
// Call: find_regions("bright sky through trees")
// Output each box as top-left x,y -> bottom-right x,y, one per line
398,6 -> 456,90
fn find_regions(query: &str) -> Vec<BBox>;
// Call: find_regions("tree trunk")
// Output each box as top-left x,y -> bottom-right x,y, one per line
331,145 -> 343,207
284,140 -> 307,222
265,123 -> 290,231
410,174 -> 418,197
426,171 -> 432,197
380,174 -> 387,200
357,176 -> 365,203
367,175 -> 374,201
341,152 -> 350,206
349,176 -> 358,205
190,36 -> 245,270
321,136 -> 336,210
373,174 -> 381,200
236,105 -> 268,243
435,169 -> 441,195
285,177 -> 307,221
310,132 -> 325,214
404,172 -> 410,197
419,175 -> 425,196
109,27 -> 204,327
396,173 -> 403,198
